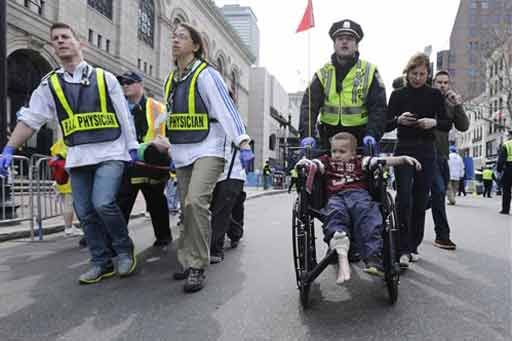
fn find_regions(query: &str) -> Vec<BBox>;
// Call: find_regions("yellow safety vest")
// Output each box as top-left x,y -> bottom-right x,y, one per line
482,169 -> 493,180
290,168 -> 298,178
49,69 -> 120,146
164,62 -> 213,144
316,59 -> 376,127
504,140 -> 512,162
50,139 -> 71,193
143,97 -> 166,143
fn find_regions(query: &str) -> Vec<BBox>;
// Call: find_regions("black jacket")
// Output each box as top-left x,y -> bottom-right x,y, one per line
497,141 -> 512,172
131,96 -> 149,143
299,53 -> 387,143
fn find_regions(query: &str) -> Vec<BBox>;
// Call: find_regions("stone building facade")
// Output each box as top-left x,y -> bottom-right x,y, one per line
7,0 -> 253,153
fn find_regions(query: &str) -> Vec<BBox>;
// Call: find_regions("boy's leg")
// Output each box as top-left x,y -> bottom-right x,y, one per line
324,194 -> 351,284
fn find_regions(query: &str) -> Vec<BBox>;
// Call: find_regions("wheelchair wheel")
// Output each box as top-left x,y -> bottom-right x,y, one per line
383,192 -> 399,305
292,198 -> 316,308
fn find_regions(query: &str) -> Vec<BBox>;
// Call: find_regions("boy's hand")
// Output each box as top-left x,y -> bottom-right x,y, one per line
401,156 -> 422,170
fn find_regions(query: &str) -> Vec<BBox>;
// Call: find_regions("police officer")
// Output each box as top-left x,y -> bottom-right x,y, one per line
0,23 -> 139,284
497,130 -> 512,214
482,165 -> 495,198
163,23 -> 253,293
116,71 -> 172,248
299,19 -> 387,150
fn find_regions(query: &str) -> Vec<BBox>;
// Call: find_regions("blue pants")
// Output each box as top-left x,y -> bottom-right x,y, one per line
431,156 -> 451,240
324,189 -> 383,259
395,154 -> 435,255
70,161 -> 133,267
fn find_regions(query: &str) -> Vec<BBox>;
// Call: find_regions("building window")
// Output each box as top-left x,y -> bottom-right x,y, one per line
87,0 -> 113,19
106,39 -> 111,53
144,62 -> 147,73
138,0 -> 155,47
97,34 -> 102,48
137,58 -> 141,69
88,29 -> 94,43
149,65 -> 153,76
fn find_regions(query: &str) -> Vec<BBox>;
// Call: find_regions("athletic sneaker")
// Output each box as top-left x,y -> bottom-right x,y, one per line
184,268 -> 206,293
433,239 -> 456,250
364,255 -> 384,277
79,264 -> 115,284
65,226 -> 84,236
399,254 -> 410,269
409,253 -> 420,262
118,246 -> 137,277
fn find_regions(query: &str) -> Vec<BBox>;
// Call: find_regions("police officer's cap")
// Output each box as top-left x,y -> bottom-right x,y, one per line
329,19 -> 363,42
117,71 -> 143,84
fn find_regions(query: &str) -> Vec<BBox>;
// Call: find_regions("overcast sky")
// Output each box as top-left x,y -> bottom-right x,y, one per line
214,0 -> 461,94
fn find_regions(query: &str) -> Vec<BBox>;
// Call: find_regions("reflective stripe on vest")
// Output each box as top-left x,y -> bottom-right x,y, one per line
504,140 -> 512,162
49,69 -> 120,141
143,97 -> 166,143
482,169 -> 493,180
316,60 -> 376,127
164,62 -> 212,144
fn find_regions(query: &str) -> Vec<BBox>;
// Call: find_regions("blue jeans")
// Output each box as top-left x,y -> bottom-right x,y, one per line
431,156 -> 451,240
70,161 -> 133,267
395,154 -> 435,255
324,189 -> 383,259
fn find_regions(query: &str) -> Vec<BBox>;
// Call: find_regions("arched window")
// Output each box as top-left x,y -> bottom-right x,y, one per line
87,0 -> 113,19
230,69 -> 238,103
216,56 -> 225,77
138,0 -> 155,47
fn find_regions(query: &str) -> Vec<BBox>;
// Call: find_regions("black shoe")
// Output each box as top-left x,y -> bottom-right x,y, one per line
183,268 -> 206,293
210,254 -> 224,264
173,267 -> 190,280
499,211 -> 510,215
230,239 -> 239,249
433,239 -> 456,250
78,237 -> 87,248
153,239 -> 171,247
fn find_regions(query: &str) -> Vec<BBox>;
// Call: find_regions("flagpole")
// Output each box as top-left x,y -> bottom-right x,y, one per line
307,29 -> 311,138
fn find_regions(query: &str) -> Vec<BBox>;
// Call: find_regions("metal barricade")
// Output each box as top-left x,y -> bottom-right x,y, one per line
0,153 -> 63,241
0,155 -> 32,226
31,156 -> 63,240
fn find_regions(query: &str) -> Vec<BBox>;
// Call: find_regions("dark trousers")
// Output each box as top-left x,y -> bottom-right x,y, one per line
227,190 -> 246,242
395,154 -> 435,255
288,177 -> 298,193
210,179 -> 245,257
501,168 -> 512,213
483,180 -> 493,198
431,157 -> 451,241
324,189 -> 383,259
458,178 -> 466,196
117,175 -> 171,242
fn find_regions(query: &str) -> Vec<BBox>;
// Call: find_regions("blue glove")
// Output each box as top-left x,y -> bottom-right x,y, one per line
300,137 -> 316,148
129,149 -> 138,165
363,135 -> 376,146
0,146 -> 15,177
169,160 -> 176,172
239,148 -> 254,170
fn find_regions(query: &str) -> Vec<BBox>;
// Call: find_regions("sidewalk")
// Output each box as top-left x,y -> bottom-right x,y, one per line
0,186 -> 286,242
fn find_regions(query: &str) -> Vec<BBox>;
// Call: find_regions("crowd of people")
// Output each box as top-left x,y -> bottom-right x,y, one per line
0,22 -> 254,294
0,17 -> 511,296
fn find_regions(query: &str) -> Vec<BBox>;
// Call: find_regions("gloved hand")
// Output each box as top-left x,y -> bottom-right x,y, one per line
0,146 -> 15,177
239,148 -> 254,170
363,135 -> 376,146
169,160 -> 176,172
300,137 -> 316,149
129,149 -> 138,165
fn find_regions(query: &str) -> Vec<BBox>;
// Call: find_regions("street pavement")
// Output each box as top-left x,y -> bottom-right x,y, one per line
0,192 -> 510,341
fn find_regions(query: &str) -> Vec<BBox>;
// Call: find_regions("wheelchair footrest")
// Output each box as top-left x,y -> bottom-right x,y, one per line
304,249 -> 338,284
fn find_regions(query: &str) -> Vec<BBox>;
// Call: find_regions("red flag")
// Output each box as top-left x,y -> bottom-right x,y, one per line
296,0 -> 315,33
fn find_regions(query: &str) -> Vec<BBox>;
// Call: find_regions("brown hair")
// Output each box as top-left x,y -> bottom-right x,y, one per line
403,52 -> 430,75
50,22 -> 78,39
434,70 -> 450,81
175,23 -> 204,59
330,132 -> 357,152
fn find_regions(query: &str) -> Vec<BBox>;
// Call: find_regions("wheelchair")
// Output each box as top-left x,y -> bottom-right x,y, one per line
291,148 -> 400,308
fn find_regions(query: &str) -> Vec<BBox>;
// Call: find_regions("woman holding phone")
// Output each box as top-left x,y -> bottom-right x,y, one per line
386,53 -> 451,268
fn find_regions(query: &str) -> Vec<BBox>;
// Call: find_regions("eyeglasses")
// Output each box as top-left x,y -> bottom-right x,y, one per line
172,32 -> 191,41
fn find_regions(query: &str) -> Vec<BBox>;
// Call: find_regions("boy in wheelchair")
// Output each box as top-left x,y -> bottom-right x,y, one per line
298,132 -> 421,285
